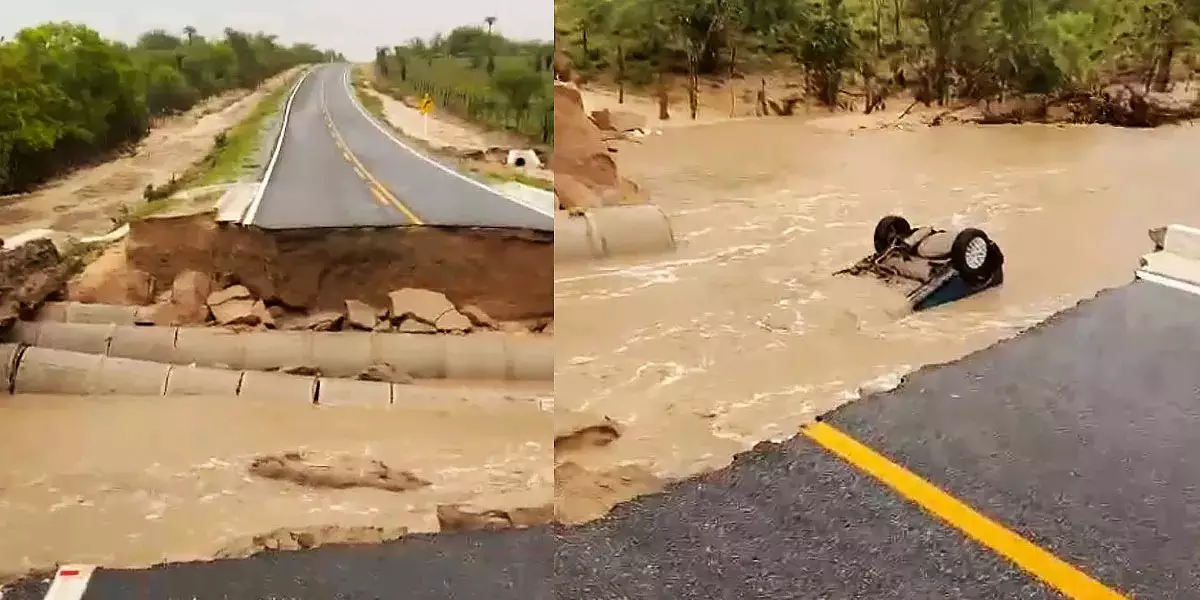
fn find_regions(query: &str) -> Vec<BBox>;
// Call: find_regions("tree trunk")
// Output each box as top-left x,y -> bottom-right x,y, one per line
657,74 -> 670,120
1153,43 -> 1176,93
582,28 -> 589,55
892,0 -> 903,43
874,0 -> 883,58
617,43 -> 626,104
689,66 -> 700,120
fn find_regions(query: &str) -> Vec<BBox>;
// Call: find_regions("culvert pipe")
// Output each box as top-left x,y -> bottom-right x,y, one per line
554,205 -> 677,262
0,343 -> 545,409
4,321 -> 553,381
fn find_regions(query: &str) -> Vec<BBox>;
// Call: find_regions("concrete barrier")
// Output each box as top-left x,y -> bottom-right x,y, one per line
0,343 -> 545,408
4,321 -> 552,381
1138,224 -> 1200,295
555,205 -> 676,262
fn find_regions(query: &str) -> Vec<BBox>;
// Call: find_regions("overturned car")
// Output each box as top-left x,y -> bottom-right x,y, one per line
836,215 -> 1005,312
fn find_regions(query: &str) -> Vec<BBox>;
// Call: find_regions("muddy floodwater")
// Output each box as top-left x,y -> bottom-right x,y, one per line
556,119 -> 1200,490
0,394 -> 551,578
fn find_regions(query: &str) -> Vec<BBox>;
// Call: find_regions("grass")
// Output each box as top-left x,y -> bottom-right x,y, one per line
470,166 -> 554,191
352,65 -> 553,193
376,54 -> 553,144
350,71 -> 386,118
127,68 -> 306,222
195,70 -> 303,186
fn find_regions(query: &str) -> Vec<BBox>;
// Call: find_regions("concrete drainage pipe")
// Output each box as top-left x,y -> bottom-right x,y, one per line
0,343 -> 544,409
554,205 -> 677,263
5,321 -> 553,381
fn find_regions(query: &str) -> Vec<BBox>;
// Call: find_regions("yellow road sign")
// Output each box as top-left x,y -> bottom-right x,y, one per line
418,94 -> 434,114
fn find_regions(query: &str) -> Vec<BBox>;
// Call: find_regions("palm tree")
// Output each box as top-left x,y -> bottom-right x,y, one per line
483,16 -> 498,76
183,25 -> 197,45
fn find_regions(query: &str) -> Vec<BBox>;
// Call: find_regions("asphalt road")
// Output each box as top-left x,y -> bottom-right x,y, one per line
245,64 -> 551,230
10,280 -> 1200,599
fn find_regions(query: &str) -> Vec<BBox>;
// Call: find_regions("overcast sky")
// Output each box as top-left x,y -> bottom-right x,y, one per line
5,0 -> 552,60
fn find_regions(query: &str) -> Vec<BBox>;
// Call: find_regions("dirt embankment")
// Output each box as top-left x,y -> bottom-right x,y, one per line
68,214 -> 552,323
572,68 -> 1200,133
551,82 -> 648,211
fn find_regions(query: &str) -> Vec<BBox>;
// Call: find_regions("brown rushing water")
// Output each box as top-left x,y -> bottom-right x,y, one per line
0,394 -> 551,578
556,118 -> 1200,482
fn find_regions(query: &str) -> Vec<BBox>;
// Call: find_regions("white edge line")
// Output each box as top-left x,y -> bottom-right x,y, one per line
1166,223 -> 1200,238
41,564 -> 96,600
1136,269 -> 1200,297
339,67 -> 554,219
240,67 -> 315,226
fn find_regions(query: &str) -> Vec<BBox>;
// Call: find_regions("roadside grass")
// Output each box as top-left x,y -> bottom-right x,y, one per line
467,165 -> 553,191
351,72 -> 386,118
351,65 -> 553,193
126,69 -> 305,223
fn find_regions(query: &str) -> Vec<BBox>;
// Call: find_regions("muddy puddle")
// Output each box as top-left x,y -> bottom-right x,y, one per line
555,118 -> 1200,510
0,393 -> 550,578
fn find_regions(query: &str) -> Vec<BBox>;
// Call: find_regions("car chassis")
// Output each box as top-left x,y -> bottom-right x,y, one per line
835,215 -> 1005,312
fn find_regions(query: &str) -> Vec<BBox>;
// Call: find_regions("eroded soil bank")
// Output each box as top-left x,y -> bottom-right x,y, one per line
71,213 -> 552,322
0,393 -> 551,580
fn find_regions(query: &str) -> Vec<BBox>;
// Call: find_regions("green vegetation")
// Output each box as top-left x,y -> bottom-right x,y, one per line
469,165 -> 556,190
195,70 -> 303,186
0,22 -> 342,195
371,21 -> 554,144
556,0 -> 1200,114
136,68 -> 305,217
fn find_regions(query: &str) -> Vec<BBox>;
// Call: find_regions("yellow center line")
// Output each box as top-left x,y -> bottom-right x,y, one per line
802,422 -> 1128,600
318,80 -> 423,225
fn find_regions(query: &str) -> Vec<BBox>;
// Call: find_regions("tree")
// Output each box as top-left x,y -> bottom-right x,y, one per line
0,21 -> 340,194
183,26 -> 197,45
798,0 -> 856,107
493,64 -> 544,111
485,16 -> 499,76
909,0 -> 992,104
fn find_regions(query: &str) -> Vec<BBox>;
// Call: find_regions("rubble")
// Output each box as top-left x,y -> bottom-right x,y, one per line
0,239 -> 76,328
248,451 -> 432,492
435,503 -> 555,532
344,299 -> 379,330
170,270 -> 214,323
459,304 -> 495,328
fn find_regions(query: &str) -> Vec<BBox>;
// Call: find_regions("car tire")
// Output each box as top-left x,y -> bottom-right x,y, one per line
873,215 -> 913,254
951,228 -> 1000,281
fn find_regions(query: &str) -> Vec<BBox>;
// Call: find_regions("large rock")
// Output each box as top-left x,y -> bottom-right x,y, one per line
207,285 -> 252,307
344,299 -> 379,330
0,238 -> 71,327
210,298 -> 261,326
171,270 -> 214,324
388,288 -> 456,325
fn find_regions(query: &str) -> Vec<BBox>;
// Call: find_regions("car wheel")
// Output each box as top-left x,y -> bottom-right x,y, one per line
873,215 -> 913,254
951,228 -> 999,281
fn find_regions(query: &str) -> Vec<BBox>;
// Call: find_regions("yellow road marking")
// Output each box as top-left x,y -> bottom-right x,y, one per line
318,80 -> 423,224
802,422 -> 1127,600
367,186 -> 391,206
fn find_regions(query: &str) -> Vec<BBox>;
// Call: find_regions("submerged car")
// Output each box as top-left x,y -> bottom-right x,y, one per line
836,215 -> 1005,312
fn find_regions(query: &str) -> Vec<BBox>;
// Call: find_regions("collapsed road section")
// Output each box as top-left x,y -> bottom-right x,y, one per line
8,225 -> 1195,599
